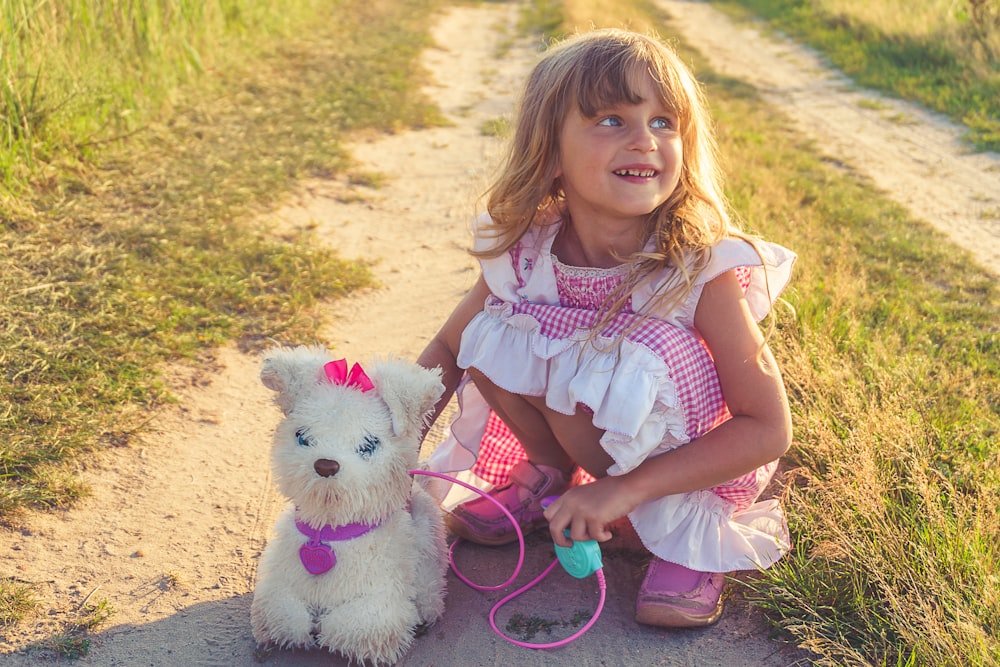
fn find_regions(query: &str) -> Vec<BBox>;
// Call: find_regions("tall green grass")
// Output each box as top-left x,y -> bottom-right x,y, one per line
716,0 -> 1000,151
717,81 -> 1000,664
1,0 -> 330,191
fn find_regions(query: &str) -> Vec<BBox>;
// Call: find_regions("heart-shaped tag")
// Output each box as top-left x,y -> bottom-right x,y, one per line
299,542 -> 336,575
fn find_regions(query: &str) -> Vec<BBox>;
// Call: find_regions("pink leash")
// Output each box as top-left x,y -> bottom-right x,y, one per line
411,470 -> 607,649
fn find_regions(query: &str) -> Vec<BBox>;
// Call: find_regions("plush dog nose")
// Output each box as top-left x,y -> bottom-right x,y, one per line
313,459 -> 340,477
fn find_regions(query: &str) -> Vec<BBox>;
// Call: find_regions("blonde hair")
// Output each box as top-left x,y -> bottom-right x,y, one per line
479,28 -> 766,320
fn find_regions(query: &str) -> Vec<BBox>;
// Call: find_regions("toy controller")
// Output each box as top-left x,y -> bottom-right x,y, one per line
541,496 -> 604,579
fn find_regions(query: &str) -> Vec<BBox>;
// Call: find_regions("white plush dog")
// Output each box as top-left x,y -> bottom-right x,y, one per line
251,345 -> 448,665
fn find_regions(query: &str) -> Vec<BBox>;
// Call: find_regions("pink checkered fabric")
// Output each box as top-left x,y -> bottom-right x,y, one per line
709,460 -> 779,510
472,410 -> 527,486
470,298 -> 750,500
473,402 -> 767,509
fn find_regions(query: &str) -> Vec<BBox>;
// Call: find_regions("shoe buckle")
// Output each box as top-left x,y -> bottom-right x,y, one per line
509,461 -> 549,498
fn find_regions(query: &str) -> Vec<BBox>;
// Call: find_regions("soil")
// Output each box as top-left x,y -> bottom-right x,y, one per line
2,2 -> 996,666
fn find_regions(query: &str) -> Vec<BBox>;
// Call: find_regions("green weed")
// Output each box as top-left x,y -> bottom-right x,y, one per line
479,116 -> 511,137
0,578 -> 37,626
27,596 -> 115,659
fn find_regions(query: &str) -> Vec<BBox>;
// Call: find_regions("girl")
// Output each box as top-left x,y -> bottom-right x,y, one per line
418,28 -> 796,628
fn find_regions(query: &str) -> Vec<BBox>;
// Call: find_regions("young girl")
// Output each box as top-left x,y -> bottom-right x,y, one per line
418,28 -> 796,628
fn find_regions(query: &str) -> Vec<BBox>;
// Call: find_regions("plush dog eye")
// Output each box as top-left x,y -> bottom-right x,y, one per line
295,428 -> 314,447
357,435 -> 380,460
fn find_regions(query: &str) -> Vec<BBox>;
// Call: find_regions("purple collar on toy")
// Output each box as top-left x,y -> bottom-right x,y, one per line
295,517 -> 379,575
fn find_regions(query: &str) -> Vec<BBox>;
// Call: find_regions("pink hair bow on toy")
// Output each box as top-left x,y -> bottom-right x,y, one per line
322,359 -> 375,393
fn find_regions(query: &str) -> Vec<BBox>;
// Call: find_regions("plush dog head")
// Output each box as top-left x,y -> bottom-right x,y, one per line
260,345 -> 444,528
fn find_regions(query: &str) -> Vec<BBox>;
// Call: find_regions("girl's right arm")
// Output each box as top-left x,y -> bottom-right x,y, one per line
417,273 -> 492,430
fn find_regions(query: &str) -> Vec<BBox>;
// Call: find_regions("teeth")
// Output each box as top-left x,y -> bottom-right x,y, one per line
616,169 -> 656,177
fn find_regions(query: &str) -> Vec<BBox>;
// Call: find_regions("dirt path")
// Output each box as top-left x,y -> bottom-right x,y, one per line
659,0 -> 1000,275
2,2 -> 994,666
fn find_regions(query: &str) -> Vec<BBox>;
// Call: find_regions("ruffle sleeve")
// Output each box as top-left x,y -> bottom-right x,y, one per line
633,237 -> 797,330
475,214 -> 561,305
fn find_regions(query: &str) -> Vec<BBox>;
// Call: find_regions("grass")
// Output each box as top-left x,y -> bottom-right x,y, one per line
28,596 -> 115,659
683,9 -> 1000,659
666,4 -> 997,666
714,0 -> 1000,151
0,578 -> 36,626
1,0 -> 444,518
1,0 -> 998,664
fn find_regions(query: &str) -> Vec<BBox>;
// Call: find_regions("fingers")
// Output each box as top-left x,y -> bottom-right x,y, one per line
543,500 -> 573,547
569,519 -> 612,543
543,498 -> 613,546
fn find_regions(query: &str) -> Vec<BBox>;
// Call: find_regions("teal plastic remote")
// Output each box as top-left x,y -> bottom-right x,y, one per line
541,495 -> 604,578
554,531 -> 603,578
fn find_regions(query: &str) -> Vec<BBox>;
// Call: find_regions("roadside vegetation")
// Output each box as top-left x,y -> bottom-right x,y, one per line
1,0 -> 997,665
716,0 -> 1000,151
1,0 -> 442,651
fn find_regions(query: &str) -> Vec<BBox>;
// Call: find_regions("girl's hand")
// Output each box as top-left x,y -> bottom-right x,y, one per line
542,476 -> 639,547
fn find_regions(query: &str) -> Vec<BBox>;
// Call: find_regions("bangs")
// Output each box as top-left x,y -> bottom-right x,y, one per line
572,48 -> 682,118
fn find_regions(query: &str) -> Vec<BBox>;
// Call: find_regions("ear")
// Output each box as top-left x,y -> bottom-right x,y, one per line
371,359 -> 444,438
260,345 -> 333,414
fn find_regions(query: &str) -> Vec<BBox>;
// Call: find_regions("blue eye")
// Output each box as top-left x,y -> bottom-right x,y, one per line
295,428 -> 314,447
357,435 -> 380,460
597,116 -> 622,127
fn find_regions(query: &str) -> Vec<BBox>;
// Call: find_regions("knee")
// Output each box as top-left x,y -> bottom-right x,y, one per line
466,367 -> 524,407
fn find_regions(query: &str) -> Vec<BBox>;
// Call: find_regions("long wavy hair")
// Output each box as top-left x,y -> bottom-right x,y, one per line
478,28 -> 768,323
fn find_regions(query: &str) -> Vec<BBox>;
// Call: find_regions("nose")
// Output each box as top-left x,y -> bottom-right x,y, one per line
314,459 -> 340,477
628,125 -> 657,152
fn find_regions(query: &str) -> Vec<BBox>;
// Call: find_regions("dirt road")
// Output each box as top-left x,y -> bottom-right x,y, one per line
3,2 -> 995,665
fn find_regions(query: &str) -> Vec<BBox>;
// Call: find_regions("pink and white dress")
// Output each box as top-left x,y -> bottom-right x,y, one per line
426,217 -> 797,573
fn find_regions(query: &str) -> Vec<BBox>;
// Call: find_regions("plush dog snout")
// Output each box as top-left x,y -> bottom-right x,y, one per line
314,459 -> 340,477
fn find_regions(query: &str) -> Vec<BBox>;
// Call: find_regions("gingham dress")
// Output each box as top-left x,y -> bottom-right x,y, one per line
426,216 -> 797,573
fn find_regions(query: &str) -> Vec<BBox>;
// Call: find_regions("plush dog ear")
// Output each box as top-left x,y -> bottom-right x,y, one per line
260,345 -> 333,414
371,359 -> 445,438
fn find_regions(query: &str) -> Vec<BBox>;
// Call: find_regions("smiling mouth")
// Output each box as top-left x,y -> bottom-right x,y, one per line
614,168 -> 657,177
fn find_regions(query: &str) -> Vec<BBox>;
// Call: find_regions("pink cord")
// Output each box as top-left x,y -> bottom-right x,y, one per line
488,561 -> 606,649
410,469 -> 606,649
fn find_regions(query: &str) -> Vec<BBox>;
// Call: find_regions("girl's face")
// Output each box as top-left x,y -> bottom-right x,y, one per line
555,73 -> 682,231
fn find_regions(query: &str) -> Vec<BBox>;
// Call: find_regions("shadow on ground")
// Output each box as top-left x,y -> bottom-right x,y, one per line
6,526 -> 810,667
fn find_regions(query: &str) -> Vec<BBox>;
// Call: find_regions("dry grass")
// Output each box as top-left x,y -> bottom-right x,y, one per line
818,0 -> 1000,63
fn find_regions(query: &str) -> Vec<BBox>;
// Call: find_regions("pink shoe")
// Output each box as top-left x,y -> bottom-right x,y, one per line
635,558 -> 726,628
445,460 -> 572,546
